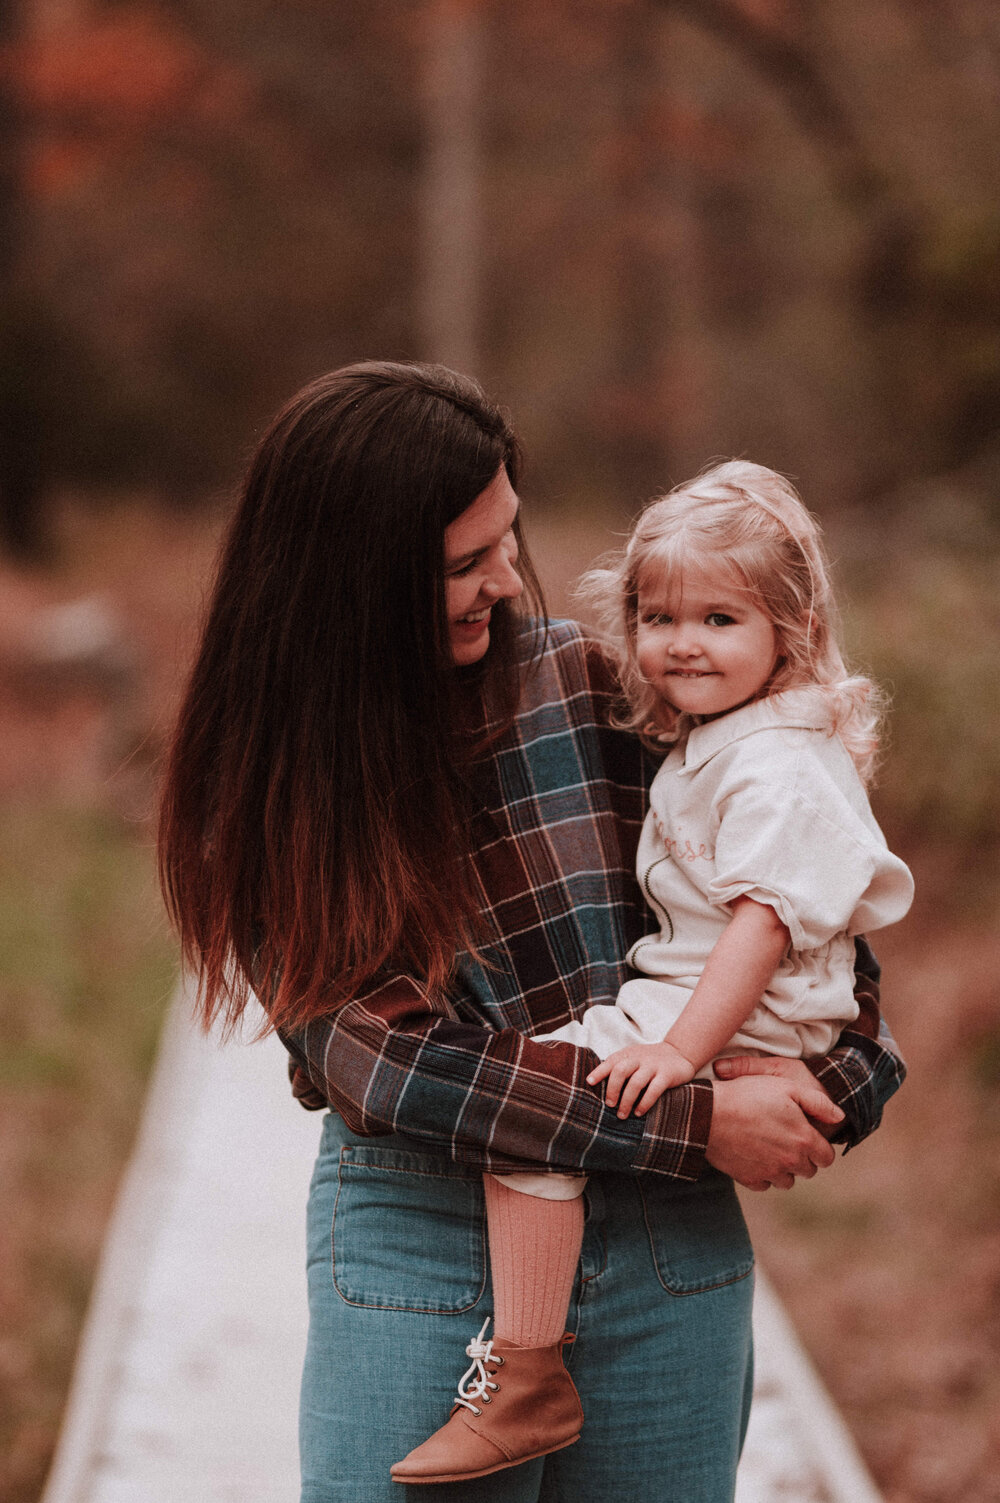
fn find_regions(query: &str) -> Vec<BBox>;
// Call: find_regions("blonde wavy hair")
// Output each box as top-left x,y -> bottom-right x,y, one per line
580,460 -> 883,784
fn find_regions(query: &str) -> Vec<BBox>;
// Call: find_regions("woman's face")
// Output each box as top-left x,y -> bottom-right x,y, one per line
443,467 -> 523,666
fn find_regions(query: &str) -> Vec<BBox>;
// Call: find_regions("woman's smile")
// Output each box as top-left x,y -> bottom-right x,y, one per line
450,606 -> 493,644
444,468 -> 522,665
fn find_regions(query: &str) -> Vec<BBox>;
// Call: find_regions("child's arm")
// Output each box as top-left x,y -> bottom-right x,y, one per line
587,895 -> 790,1119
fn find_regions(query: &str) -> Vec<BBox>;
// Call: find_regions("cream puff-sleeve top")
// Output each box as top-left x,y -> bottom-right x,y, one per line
618,688 -> 914,1060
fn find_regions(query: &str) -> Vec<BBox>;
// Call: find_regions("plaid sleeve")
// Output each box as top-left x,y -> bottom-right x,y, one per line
279,973 -> 713,1182
805,936 -> 906,1148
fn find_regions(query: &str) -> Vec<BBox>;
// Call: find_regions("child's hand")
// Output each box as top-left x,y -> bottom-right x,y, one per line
587,1041 -> 697,1118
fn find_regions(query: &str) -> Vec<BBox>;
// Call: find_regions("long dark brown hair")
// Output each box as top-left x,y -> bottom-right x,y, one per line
158,361 -> 546,1034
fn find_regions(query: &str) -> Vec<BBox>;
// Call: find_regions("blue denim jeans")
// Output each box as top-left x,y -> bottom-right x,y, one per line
300,1112 -> 754,1503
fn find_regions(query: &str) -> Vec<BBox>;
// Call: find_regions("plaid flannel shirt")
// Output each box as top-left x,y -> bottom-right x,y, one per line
280,620 -> 905,1181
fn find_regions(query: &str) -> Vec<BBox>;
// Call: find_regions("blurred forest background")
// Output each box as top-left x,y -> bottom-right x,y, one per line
0,2 -> 998,1500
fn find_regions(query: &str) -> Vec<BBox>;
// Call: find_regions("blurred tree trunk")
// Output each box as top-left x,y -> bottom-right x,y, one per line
609,2 -> 671,503
656,0 -> 922,306
658,0 -> 883,208
0,0 -> 45,557
418,0 -> 481,376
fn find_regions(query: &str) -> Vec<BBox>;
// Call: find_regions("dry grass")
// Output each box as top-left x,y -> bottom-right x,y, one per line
0,501 -> 217,1503
0,805 -> 176,1503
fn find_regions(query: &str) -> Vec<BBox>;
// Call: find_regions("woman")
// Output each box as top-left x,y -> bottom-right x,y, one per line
159,362 -> 903,1502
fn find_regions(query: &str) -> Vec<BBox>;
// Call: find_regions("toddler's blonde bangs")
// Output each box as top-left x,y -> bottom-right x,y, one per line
632,530 -> 743,601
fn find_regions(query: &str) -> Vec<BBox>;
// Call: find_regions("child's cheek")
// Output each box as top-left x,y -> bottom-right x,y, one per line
636,637 -> 661,683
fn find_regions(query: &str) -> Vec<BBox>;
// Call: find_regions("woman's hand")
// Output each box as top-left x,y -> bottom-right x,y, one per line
714,1055 -> 843,1138
705,1065 -> 844,1191
587,1041 -> 696,1118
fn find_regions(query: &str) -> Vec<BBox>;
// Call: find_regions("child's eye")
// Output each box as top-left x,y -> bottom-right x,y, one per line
706,612 -> 735,627
449,557 -> 480,578
641,611 -> 672,626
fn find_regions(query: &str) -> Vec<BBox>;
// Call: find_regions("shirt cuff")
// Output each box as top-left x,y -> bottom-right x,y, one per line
629,1079 -> 714,1181
805,1028 -> 905,1148
288,1057 -> 328,1111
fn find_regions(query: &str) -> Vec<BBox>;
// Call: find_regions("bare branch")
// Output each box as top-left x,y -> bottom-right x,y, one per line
655,0 -> 885,211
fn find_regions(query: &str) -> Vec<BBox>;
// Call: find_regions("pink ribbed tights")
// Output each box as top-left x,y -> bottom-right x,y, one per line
482,1173 -> 585,1348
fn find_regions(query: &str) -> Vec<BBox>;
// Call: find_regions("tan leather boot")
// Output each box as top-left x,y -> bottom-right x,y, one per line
390,1319 -> 584,1484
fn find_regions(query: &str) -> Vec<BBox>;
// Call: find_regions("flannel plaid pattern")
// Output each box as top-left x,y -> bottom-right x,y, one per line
280,620 -> 905,1181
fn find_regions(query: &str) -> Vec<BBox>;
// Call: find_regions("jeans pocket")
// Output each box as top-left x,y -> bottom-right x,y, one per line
638,1171 -> 755,1295
331,1145 -> 487,1313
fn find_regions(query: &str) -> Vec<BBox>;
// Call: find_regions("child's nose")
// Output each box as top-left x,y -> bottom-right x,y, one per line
668,626 -> 700,656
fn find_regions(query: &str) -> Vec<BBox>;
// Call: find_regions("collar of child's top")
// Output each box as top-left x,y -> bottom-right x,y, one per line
673,687 -> 834,774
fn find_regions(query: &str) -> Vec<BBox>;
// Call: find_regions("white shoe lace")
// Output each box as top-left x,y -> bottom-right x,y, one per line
452,1317 -> 504,1416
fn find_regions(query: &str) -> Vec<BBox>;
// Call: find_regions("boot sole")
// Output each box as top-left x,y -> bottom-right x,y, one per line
391,1431 -> 581,1484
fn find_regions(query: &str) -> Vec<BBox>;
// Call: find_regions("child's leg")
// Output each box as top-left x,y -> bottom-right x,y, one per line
390,1172 -> 586,1484
483,1173 -> 585,1346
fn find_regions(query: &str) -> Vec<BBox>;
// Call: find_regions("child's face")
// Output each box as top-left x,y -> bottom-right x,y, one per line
635,559 -> 779,720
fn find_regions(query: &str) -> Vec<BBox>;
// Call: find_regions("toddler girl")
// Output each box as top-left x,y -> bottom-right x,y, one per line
393,461 -> 913,1486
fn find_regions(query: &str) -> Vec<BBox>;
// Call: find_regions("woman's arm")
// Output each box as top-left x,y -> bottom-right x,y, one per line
278,961 -> 847,1189
279,972 -> 714,1182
